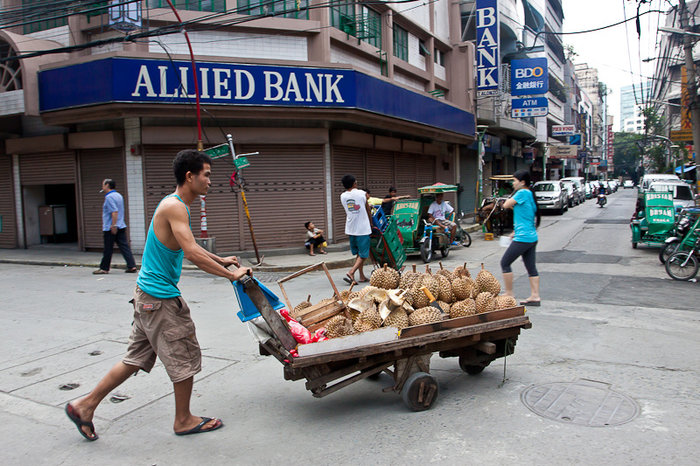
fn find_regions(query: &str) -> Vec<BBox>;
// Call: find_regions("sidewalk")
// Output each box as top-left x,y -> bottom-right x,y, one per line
0,224 -> 482,273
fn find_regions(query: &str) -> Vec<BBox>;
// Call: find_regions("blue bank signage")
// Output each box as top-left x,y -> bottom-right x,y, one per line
511,58 -> 548,96
476,0 -> 499,97
511,97 -> 548,118
38,58 -> 475,137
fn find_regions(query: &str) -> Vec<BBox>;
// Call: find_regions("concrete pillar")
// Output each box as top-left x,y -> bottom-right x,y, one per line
124,117 -> 146,253
12,153 -> 25,248
381,10 -> 394,79
308,0 -> 331,62
324,141 -> 334,241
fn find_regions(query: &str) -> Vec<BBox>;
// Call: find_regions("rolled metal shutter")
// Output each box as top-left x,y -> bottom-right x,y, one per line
238,144 -> 325,249
416,154 -> 436,188
79,149 -> 126,249
332,146 -> 366,242
396,153 -> 418,198
0,155 -> 17,248
19,152 -> 76,185
365,149 -> 395,198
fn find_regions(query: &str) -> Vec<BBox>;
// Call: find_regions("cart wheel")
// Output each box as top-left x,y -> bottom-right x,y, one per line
459,355 -> 491,375
460,231 -> 472,247
401,372 -> 439,411
440,246 -> 449,258
632,242 -> 638,249
420,240 -> 433,263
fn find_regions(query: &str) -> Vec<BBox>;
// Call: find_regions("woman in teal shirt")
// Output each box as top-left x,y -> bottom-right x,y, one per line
501,170 -> 541,306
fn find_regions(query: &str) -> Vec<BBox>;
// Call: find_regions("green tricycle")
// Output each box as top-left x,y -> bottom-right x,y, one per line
391,183 -> 471,263
630,192 -> 676,249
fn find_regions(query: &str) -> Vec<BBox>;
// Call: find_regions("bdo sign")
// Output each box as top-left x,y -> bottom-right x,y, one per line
511,58 -> 548,96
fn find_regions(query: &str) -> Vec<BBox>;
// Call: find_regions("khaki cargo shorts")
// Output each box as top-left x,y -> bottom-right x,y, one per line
123,286 -> 202,383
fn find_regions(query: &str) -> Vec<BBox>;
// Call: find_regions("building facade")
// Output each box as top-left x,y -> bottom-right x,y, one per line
0,0 -> 476,252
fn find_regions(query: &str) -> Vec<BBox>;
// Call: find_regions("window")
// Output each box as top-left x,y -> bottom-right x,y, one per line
148,0 -> 226,11
358,6 -> 381,48
418,39 -> 430,57
433,49 -> 444,66
393,24 -> 408,61
236,0 -> 308,19
330,0 -> 357,36
22,0 -> 69,33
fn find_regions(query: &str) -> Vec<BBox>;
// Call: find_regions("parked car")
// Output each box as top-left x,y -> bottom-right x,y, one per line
561,180 -> 579,206
561,177 -> 586,203
609,180 -> 619,192
623,180 -> 635,189
648,180 -> 698,212
585,181 -> 597,198
533,181 -> 568,215
640,173 -> 681,192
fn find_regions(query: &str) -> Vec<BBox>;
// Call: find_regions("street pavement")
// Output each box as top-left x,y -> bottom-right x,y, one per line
1,188 -> 699,465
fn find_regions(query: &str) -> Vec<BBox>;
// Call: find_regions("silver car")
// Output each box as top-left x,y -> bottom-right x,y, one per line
533,181 -> 568,215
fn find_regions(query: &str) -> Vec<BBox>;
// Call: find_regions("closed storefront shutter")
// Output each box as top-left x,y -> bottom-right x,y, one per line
332,146 -> 366,242
79,149 -> 125,249
238,144 -> 325,249
416,154 -> 436,189
395,153 -> 418,198
365,149 -> 395,198
20,152 -> 76,185
0,156 -> 17,248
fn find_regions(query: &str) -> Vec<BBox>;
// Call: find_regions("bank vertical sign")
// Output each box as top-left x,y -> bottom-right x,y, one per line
476,0 -> 499,96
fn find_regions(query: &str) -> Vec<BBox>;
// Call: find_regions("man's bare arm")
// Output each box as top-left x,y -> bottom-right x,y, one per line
168,205 -> 250,281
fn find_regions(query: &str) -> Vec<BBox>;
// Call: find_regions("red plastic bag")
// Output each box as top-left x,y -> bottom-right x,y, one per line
279,309 -> 328,345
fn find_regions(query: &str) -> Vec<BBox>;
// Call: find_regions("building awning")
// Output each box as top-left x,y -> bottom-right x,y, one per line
675,165 -> 696,174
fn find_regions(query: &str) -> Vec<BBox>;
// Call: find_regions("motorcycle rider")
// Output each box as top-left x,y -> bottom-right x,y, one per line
597,182 -> 607,206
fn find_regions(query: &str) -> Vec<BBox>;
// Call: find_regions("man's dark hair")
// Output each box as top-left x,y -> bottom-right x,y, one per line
304,221 -> 311,229
104,179 -> 116,189
341,174 -> 356,189
389,187 -> 396,193
173,149 -> 212,186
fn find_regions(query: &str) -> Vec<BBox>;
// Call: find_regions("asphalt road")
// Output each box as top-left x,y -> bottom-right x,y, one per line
1,188 -> 699,465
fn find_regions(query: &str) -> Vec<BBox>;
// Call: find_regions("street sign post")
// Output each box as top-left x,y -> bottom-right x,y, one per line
511,97 -> 548,117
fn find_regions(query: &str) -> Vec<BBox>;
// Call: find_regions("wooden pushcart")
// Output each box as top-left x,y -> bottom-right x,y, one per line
240,273 -> 531,411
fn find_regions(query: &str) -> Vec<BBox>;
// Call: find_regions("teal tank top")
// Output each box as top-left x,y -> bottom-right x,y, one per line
136,194 -> 190,298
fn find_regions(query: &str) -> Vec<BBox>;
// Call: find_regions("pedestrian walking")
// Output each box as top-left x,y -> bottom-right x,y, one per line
93,178 -> 137,274
340,174 -> 371,285
66,150 -> 252,441
500,169 -> 541,306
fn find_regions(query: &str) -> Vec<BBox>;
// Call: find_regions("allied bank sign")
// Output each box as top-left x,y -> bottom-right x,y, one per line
39,58 -> 474,137
476,0 -> 499,97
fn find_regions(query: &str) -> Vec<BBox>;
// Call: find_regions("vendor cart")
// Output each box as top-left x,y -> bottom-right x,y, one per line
239,268 -> 531,411
369,208 -> 406,270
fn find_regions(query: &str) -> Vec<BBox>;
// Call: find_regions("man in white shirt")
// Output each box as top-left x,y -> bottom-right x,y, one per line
427,193 -> 457,244
340,174 -> 372,285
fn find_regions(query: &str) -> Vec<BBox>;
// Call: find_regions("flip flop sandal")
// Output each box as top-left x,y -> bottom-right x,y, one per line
342,276 -> 357,286
65,403 -> 98,441
175,417 -> 224,436
520,300 -> 541,307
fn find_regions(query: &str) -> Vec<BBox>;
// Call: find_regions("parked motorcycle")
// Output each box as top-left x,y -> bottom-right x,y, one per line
665,236 -> 700,281
597,193 -> 607,207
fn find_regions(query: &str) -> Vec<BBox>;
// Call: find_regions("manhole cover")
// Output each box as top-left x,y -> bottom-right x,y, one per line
584,219 -> 630,224
521,379 -> 639,427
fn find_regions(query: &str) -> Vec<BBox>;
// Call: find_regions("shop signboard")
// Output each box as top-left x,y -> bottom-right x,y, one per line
511,97 -> 548,117
511,58 -> 548,96
476,0 -> 499,96
552,125 -> 575,136
549,145 -> 578,159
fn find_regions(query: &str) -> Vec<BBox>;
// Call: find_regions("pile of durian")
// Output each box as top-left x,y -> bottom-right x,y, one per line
291,263 -> 518,339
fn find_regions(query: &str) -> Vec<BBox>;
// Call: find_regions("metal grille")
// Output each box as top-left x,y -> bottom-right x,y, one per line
0,155 -> 17,248
19,152 -> 76,185
79,149 -> 126,250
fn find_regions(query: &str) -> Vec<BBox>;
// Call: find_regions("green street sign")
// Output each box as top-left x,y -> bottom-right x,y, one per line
203,143 -> 230,159
234,157 -> 250,169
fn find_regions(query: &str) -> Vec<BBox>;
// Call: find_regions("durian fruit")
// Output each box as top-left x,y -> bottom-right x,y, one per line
437,300 -> 451,313
494,295 -> 518,310
450,299 -> 477,318
408,307 -> 443,326
437,274 -> 455,303
370,264 -> 400,289
324,315 -> 356,338
353,304 -> 382,332
358,285 -> 379,298
383,308 -> 409,329
476,263 -> 501,296
454,262 -> 471,278
402,301 -> 415,314
399,265 -> 421,290
420,267 -> 440,297
435,262 -> 455,282
338,283 -> 356,303
451,271 -> 473,301
291,294 -> 312,319
409,284 -> 429,309
475,291 -> 496,314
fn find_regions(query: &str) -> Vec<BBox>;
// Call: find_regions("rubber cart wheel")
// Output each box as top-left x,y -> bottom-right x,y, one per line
632,242 -> 638,249
401,372 -> 439,411
420,240 -> 433,263
459,355 -> 491,375
460,231 -> 472,247
440,246 -> 449,258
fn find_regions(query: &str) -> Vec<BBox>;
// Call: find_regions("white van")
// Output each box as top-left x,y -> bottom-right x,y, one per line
640,174 -> 680,192
561,177 -> 586,204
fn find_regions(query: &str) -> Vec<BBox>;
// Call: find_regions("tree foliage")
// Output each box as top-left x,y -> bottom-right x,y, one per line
613,132 -> 643,180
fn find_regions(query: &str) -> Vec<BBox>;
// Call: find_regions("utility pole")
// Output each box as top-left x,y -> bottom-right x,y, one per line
679,0 -> 700,169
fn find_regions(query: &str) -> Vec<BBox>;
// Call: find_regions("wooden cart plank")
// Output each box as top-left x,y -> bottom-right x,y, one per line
291,316 -> 529,368
240,276 -> 298,351
400,306 -> 526,338
311,362 -> 393,398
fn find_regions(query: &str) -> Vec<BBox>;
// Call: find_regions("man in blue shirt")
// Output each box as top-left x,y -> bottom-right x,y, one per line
94,179 -> 137,274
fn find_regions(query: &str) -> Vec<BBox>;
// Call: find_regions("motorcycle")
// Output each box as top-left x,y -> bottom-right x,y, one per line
597,193 -> 607,207
665,236 -> 700,281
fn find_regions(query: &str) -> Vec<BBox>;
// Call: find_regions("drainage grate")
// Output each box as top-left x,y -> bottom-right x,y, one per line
521,379 -> 639,427
584,219 -> 630,224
